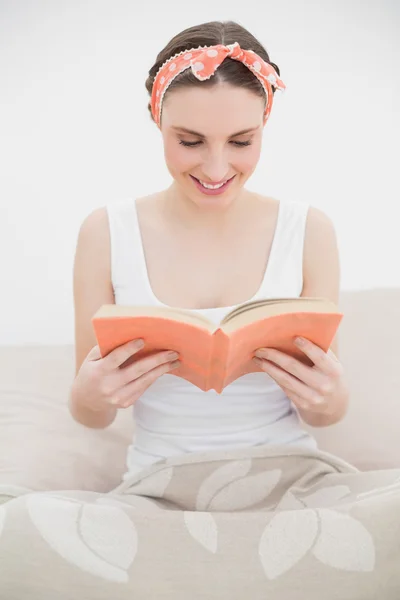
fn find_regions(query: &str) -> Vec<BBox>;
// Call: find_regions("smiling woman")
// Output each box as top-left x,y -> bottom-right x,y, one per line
70,20 -> 348,482
157,81 -> 266,207
145,28 -> 284,208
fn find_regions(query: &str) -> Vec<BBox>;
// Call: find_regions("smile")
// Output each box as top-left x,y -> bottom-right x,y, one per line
190,175 -> 236,196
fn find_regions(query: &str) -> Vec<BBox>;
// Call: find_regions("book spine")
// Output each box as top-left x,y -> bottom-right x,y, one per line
207,329 -> 230,393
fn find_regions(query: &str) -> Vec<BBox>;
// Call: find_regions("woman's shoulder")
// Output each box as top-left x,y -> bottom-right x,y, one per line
259,195 -> 335,230
302,204 -> 340,298
255,193 -> 308,211
254,194 -> 313,224
77,206 -> 110,242
304,204 -> 337,241
256,195 -> 338,258
80,194 -> 153,229
74,208 -> 112,280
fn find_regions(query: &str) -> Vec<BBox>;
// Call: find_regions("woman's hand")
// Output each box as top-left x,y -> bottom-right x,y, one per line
70,339 -> 180,427
253,336 -> 349,427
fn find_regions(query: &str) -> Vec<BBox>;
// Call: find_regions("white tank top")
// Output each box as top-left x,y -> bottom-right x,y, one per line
106,197 -> 317,478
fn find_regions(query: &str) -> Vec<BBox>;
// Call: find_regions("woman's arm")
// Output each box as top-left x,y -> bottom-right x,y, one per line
254,206 -> 350,428
298,206 -> 349,425
301,206 -> 341,356
69,207 -> 118,428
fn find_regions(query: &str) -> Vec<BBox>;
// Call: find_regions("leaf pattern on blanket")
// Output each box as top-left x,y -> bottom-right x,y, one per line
129,467 -> 174,498
97,495 -> 161,513
259,509 -> 319,579
210,470 -> 282,511
184,511 -> 218,553
259,506 -> 376,579
196,459 -> 281,511
276,491 -> 305,510
313,509 -> 375,572
196,460 -> 252,510
26,495 -> 137,582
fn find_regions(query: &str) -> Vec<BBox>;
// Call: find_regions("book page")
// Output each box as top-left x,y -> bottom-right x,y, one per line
223,299 -> 300,323
221,297 -> 338,331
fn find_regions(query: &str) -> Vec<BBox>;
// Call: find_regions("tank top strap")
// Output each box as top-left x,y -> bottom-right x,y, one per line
256,199 -> 310,298
106,197 -> 154,305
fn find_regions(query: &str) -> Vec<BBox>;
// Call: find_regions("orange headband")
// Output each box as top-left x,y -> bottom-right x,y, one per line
151,42 -> 286,128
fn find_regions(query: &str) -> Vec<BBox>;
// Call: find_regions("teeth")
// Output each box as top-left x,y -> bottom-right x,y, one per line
199,179 -> 227,189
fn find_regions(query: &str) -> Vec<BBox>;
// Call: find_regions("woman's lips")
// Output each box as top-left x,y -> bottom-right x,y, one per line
190,175 -> 236,196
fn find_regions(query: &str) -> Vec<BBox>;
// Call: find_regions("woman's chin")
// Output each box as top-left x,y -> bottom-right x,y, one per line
185,175 -> 242,209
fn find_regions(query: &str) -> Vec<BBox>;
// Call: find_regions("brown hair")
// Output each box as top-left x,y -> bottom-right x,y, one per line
145,20 -> 280,123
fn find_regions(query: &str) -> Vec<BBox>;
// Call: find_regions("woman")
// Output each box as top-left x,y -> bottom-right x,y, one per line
69,20 -> 349,479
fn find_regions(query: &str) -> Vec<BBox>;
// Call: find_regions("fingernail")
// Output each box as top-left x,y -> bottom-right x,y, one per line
169,360 -> 181,369
167,351 -> 179,360
295,337 -> 305,346
133,339 -> 144,349
255,348 -> 268,358
253,357 -> 262,365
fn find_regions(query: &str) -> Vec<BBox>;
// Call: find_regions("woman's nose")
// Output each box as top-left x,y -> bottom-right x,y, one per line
201,153 -> 230,183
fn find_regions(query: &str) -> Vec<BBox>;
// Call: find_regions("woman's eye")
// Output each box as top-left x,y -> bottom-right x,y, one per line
179,140 -> 252,148
179,140 -> 202,147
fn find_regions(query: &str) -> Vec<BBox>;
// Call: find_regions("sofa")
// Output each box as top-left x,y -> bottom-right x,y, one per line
0,288 -> 399,494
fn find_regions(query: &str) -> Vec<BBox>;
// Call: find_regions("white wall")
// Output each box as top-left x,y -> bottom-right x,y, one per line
1,0 -> 399,344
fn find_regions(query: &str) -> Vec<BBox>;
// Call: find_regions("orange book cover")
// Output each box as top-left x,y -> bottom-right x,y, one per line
92,298 -> 343,393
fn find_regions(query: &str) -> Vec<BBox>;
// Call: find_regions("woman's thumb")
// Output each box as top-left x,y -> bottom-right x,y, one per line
86,345 -> 102,361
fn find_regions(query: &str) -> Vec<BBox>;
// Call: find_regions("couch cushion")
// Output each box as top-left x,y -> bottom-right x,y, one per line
0,345 -> 133,491
304,289 -> 400,469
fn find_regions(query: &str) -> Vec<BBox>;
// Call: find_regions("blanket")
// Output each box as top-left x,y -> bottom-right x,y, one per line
0,445 -> 399,599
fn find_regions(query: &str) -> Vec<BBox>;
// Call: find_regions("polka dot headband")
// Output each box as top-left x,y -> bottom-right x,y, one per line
151,42 -> 286,128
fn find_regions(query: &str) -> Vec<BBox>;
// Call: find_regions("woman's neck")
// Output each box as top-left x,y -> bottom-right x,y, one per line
160,180 -> 253,229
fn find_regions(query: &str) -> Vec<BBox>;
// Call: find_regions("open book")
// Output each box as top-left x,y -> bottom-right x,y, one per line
92,297 -> 343,393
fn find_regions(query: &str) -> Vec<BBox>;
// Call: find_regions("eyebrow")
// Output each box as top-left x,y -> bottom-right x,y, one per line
172,126 -> 260,138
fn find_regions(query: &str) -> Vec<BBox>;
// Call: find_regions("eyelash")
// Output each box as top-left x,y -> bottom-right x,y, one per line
179,140 -> 252,148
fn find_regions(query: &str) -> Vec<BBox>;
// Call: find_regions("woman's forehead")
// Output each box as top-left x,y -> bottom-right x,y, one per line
161,84 -> 265,133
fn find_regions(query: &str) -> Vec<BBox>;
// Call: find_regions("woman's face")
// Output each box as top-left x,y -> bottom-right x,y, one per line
160,83 -> 265,208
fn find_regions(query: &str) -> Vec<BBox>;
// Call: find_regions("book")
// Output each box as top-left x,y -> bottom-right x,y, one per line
92,297 -> 343,393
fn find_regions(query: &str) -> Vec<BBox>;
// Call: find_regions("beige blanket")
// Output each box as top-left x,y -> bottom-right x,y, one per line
0,445 -> 399,599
